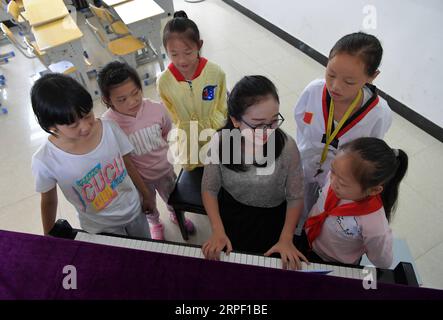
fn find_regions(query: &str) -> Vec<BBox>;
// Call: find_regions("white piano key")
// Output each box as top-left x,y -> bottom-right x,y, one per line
122,238 -> 131,249
134,239 -> 143,250
275,258 -> 282,269
166,244 -> 175,254
91,234 -> 104,244
103,236 -> 115,246
79,233 -> 96,244
94,235 -> 105,244
338,265 -> 346,276
145,241 -> 155,252
183,245 -> 191,257
160,243 -> 169,254
229,252 -> 238,262
264,257 -> 271,268
176,245 -> 186,256
270,257 -> 278,269
161,243 -> 170,254
343,266 -> 356,279
154,242 -> 164,253
344,266 -> 355,278
258,256 -> 265,267
347,267 -> 358,280
169,244 -> 177,255
252,255 -> 259,266
188,247 -> 198,258
125,238 -> 136,249
133,239 -> 143,249
139,240 -> 150,252
219,252 -> 229,262
246,254 -> 253,265
195,248 -> 205,259
149,241 -> 158,252
168,244 -> 177,254
234,253 -> 242,264
113,237 -> 124,247
194,247 -> 202,258
115,237 -> 129,248
354,268 -> 364,280
240,254 -> 247,265
188,247 -> 196,257
172,245 -> 181,255
348,267 -> 357,279
74,232 -> 86,241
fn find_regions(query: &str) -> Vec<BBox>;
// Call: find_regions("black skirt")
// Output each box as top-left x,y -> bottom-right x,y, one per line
217,188 -> 286,255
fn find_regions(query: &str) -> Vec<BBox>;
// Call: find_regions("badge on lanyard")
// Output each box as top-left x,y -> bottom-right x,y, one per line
315,89 -> 362,178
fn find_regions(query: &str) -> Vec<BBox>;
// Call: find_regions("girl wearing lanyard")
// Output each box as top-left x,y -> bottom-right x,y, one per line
293,32 -> 392,234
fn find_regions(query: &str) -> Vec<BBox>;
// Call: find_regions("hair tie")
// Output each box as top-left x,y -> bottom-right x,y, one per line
393,148 -> 399,157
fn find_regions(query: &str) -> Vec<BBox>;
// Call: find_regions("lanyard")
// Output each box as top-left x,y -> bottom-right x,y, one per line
319,89 -> 363,167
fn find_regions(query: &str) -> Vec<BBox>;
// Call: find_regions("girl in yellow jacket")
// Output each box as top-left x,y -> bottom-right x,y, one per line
157,10 -> 227,171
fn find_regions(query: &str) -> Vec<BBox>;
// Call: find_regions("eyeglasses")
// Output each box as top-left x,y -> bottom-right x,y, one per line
241,113 -> 285,130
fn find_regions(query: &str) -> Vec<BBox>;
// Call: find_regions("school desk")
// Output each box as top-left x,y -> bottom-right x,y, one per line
23,0 -> 69,27
113,0 -> 165,70
31,14 -> 90,93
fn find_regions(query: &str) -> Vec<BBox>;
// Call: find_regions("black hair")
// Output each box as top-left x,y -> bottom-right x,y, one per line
162,10 -> 201,48
30,73 -> 93,135
340,137 -> 408,222
329,32 -> 383,77
220,75 -> 286,172
97,61 -> 142,109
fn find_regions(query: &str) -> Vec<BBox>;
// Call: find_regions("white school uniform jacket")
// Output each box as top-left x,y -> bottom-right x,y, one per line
294,79 -> 392,186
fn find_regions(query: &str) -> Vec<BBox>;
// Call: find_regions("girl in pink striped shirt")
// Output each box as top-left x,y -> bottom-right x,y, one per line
98,61 -> 195,240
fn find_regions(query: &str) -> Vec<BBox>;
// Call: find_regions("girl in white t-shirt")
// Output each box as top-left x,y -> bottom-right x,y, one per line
31,74 -> 154,237
303,137 -> 408,268
294,32 -> 392,233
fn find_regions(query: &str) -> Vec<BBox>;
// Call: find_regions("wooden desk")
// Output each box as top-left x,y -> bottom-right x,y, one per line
31,14 -> 90,93
114,0 -> 165,70
32,14 -> 82,51
113,0 -> 164,25
103,0 -> 132,6
23,0 -> 68,27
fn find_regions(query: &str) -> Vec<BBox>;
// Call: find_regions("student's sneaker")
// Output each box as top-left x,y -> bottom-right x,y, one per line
149,223 -> 165,240
169,213 -> 195,234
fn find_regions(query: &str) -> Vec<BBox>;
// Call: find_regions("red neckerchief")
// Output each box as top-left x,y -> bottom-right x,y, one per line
304,186 -> 383,248
168,57 -> 208,82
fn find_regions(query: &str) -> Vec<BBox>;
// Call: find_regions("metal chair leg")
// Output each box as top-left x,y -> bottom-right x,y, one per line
174,209 -> 189,240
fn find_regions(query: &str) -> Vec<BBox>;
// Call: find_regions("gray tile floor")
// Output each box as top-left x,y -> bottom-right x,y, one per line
0,0 -> 441,289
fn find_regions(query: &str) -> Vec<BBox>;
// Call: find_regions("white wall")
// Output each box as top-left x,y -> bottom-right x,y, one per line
235,0 -> 443,128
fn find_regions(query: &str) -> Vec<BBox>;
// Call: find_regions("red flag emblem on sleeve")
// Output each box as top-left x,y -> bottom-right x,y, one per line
303,112 -> 313,124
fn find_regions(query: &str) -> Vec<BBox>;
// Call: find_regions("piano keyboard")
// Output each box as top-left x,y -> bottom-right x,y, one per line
74,232 -> 365,281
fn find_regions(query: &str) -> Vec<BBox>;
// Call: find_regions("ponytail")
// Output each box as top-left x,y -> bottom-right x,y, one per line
381,149 -> 408,221
162,10 -> 201,48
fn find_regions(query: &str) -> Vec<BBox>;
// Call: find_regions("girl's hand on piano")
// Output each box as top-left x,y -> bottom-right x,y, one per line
202,232 -> 232,261
264,241 -> 309,270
